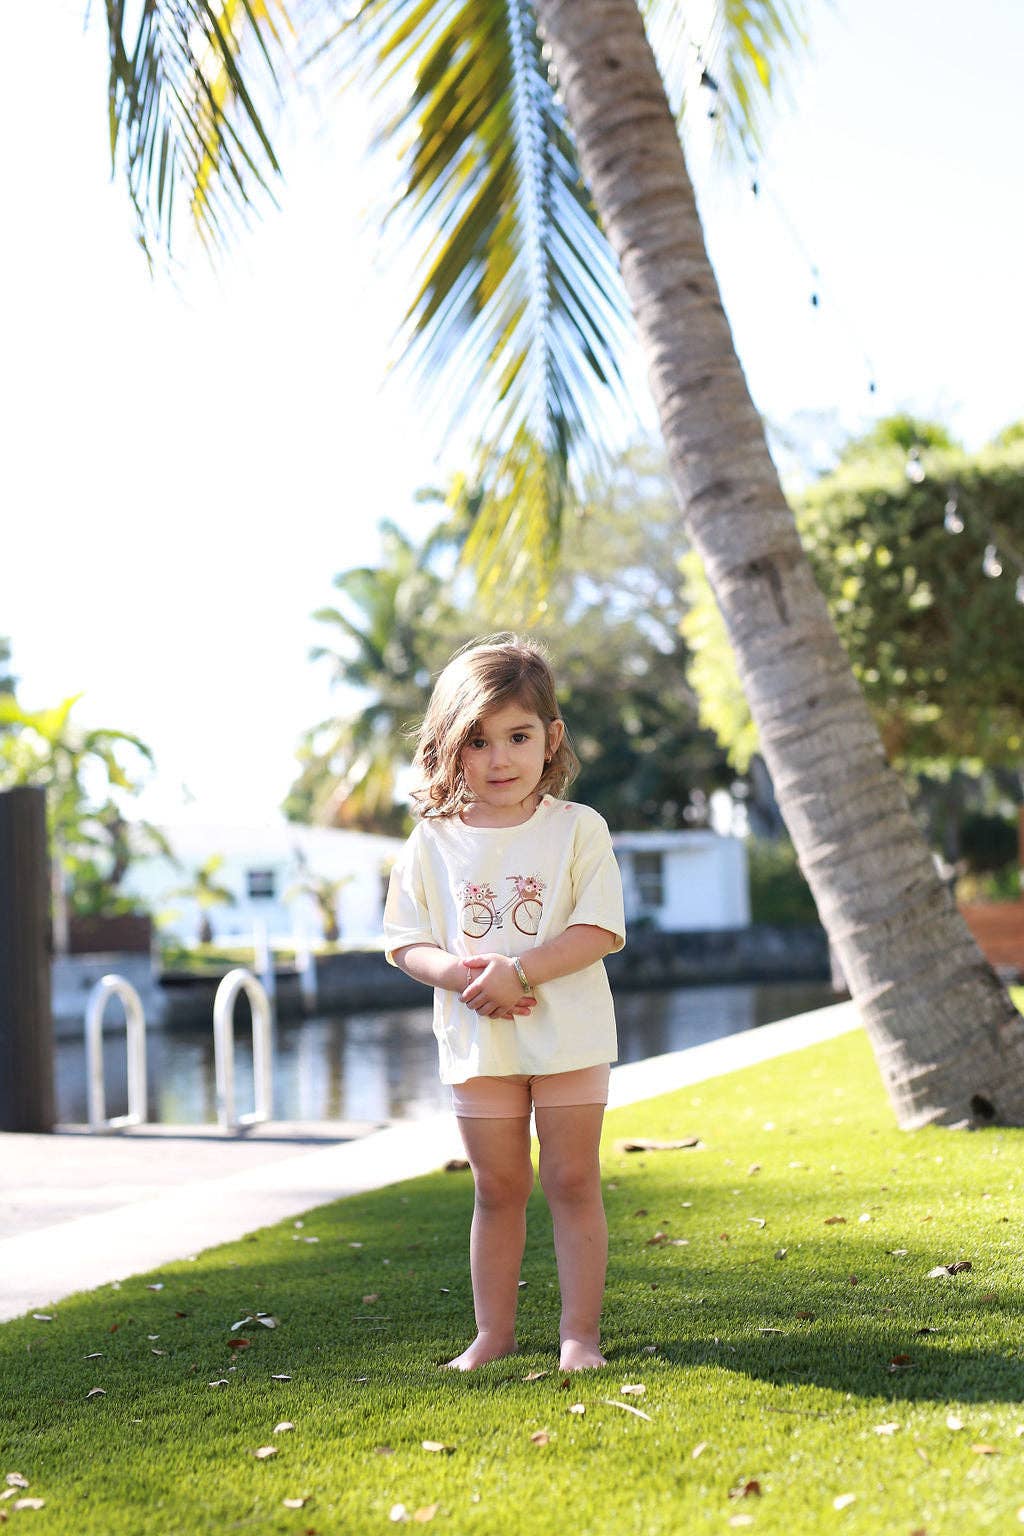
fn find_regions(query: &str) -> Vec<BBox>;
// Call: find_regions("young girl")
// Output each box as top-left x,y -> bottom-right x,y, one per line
384,636 -> 625,1372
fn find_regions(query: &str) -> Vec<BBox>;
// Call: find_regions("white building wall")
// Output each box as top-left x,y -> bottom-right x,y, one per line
122,820 -> 404,946
613,832 -> 750,932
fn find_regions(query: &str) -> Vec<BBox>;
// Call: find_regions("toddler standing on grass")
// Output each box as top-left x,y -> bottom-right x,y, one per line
384,636 -> 625,1372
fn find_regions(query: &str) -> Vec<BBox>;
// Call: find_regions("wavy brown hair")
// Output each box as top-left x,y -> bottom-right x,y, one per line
409,635 -> 580,818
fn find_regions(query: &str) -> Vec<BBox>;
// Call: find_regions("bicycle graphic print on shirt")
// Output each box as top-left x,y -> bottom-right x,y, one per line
458,874 -> 546,938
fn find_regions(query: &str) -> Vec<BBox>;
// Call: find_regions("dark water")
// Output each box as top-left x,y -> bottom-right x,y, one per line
53,981 -> 841,1126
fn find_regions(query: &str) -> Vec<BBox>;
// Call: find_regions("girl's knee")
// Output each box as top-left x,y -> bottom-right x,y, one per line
474,1164 -> 534,1211
539,1158 -> 600,1206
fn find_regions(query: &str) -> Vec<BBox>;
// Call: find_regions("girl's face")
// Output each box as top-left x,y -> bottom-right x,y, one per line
459,700 -> 564,820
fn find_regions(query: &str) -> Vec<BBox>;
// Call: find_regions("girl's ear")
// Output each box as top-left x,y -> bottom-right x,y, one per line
546,719 -> 565,761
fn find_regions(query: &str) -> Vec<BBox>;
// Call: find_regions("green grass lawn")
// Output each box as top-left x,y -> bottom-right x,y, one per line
3,1025 -> 1024,1535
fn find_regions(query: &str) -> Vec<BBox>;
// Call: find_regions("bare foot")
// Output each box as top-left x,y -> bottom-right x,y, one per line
559,1337 -> 606,1371
443,1335 -> 519,1371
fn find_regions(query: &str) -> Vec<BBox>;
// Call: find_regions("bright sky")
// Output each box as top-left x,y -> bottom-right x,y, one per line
2,0 -> 1021,823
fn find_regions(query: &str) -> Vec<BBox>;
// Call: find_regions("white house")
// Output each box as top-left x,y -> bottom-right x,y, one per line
122,819 -> 750,948
612,830 -> 750,931
123,820 -> 404,947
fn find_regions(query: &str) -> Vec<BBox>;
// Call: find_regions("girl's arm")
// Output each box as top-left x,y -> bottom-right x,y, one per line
392,942 -> 538,1017
461,924 -> 617,1016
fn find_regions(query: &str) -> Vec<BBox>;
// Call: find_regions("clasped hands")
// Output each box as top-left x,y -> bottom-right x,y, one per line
460,952 -> 536,1019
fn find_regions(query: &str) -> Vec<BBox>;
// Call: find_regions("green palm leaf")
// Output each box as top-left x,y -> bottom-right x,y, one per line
104,0 -> 291,257
348,0 -> 635,565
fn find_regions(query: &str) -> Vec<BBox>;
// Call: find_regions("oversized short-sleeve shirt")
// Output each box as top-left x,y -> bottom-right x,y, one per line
383,795 -> 626,1083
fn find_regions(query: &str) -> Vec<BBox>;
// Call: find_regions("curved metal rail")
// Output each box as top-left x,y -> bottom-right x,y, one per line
212,968 -> 273,1131
85,975 -> 148,1130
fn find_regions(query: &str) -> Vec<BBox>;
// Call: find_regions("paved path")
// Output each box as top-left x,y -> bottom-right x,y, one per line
0,1001 -> 859,1323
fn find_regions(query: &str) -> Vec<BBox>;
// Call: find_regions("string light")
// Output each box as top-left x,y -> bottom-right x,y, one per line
693,61 -> 879,400
982,544 -> 1003,579
936,478 -> 1024,607
905,449 -> 926,484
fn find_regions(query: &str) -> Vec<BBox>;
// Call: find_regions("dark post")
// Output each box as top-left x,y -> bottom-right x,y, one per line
0,786 -> 55,1131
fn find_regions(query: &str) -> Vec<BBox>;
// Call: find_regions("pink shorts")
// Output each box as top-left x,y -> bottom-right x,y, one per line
451,1064 -> 611,1118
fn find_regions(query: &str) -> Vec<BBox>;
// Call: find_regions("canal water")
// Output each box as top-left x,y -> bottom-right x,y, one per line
54,980 -> 841,1126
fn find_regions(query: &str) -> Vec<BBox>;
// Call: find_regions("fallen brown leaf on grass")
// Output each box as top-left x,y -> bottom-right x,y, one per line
602,1399 -> 652,1422
362,1294 -> 380,1305
824,1216 -> 847,1226
227,1339 -> 250,1352
530,1431 -> 551,1445
729,1480 -> 761,1499
421,1442 -> 455,1455
928,1260 -> 972,1278
523,1371 -> 549,1382
888,1355 -> 913,1372
646,1232 -> 670,1245
412,1505 -> 439,1522
615,1137 -> 701,1153
253,1447 -> 278,1460
795,1311 -> 816,1321
758,1328 -> 783,1335
971,1444 -> 999,1455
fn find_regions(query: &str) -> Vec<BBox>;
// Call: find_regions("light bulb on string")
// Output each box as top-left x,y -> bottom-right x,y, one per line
944,497 -> 964,534
982,544 -> 1002,578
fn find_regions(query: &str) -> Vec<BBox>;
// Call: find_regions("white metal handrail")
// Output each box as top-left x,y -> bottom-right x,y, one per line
213,968 -> 273,1131
85,975 -> 147,1130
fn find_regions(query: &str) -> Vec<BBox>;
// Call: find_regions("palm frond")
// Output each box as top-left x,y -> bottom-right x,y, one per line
344,0 -> 636,573
642,0 -> 808,160
103,0 -> 293,258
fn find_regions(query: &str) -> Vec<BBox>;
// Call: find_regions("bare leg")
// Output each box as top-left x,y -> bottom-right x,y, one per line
444,1114 -> 534,1370
535,1103 -> 608,1371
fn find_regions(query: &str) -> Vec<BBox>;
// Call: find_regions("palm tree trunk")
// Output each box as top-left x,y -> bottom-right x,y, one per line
534,0 -> 1024,1127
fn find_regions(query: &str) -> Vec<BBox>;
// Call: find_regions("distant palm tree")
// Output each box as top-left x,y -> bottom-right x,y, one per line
0,692 -> 155,950
95,0 -> 1023,1124
285,871 -> 352,943
168,854 -> 237,945
285,521 -> 462,831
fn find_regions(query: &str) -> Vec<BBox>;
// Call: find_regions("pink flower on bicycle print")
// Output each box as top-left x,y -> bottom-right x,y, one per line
458,880 -> 497,903
511,874 -> 545,898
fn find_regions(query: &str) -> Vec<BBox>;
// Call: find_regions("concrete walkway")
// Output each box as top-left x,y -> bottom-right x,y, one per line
0,1001 -> 859,1323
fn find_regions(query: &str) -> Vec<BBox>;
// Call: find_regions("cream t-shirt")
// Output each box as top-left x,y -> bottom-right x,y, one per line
383,795 -> 626,1084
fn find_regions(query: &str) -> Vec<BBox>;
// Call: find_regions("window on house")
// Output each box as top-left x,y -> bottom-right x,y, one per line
247,868 -> 276,900
633,851 -> 664,909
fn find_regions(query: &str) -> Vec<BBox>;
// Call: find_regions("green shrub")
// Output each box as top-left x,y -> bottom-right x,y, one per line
747,837 -> 821,926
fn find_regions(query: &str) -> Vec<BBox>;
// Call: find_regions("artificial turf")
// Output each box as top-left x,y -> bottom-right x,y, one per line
3,1024 -> 1024,1536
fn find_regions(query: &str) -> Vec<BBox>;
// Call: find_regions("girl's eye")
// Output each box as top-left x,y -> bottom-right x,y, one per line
468,738 -> 487,751
511,733 -> 529,744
